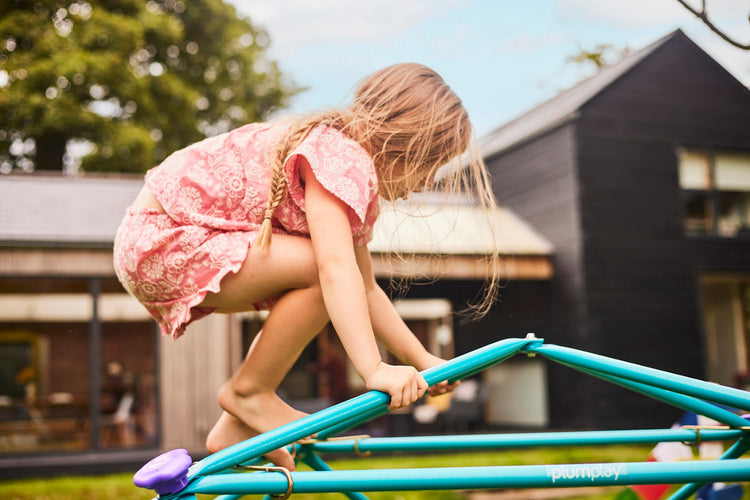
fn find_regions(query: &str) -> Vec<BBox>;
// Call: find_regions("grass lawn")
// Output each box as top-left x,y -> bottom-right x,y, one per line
0,445 -> 747,499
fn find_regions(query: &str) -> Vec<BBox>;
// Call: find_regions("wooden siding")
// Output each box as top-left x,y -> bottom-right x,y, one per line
0,248 -> 116,276
371,254 -> 553,280
484,123 -> 595,427
574,32 -> 750,427
159,314 -> 243,452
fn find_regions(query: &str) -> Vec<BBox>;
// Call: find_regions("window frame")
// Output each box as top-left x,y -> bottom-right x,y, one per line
677,147 -> 750,239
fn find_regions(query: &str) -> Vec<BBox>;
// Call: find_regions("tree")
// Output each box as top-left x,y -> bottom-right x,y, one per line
675,0 -> 749,50
566,44 -> 632,71
0,0 -> 298,173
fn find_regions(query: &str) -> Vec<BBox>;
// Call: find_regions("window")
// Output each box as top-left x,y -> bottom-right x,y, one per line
678,149 -> 750,237
701,278 -> 750,390
0,277 -> 159,454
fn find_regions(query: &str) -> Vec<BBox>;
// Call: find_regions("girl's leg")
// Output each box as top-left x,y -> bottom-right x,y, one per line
199,235 -> 329,467
207,286 -> 328,468
216,284 -> 329,438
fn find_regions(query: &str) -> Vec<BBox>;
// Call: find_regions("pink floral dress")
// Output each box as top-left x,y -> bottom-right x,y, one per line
113,123 -> 379,339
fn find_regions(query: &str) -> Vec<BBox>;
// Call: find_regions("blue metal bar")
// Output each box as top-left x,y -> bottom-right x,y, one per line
316,337 -> 539,440
420,335 -> 542,387
180,460 -> 750,496
669,437 -> 750,500
190,391 -> 388,477
143,336 -> 750,500
553,360 -> 750,428
300,450 -> 370,500
188,337 -> 537,477
533,344 -> 750,411
303,428 -> 744,455
316,406 -> 388,440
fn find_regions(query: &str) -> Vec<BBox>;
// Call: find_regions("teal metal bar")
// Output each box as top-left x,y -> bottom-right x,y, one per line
316,337 -> 539,440
304,428 -> 744,455
300,449 -> 369,500
180,460 -> 750,496
552,359 -> 750,428
189,391 -> 388,477
316,406 -> 388,440
421,335 -> 542,386
137,337 -> 750,500
669,437 -> 750,500
187,337 -> 537,478
534,344 -> 750,411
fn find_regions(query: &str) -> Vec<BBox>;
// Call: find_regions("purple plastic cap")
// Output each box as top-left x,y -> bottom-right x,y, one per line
133,448 -> 193,495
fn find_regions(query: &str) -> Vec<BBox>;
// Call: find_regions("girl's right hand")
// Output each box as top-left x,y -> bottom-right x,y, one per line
364,362 -> 429,410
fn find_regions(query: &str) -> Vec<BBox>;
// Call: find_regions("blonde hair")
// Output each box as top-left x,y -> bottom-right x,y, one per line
256,63 -> 499,316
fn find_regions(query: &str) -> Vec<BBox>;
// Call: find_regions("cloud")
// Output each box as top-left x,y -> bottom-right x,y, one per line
556,0 -> 748,45
556,0 -> 692,29
500,32 -> 574,52
233,0 -> 468,56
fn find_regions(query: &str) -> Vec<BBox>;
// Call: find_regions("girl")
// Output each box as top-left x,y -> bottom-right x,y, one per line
114,63 -> 497,470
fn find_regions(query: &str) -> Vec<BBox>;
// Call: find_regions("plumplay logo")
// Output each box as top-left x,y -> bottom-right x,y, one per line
547,463 -> 627,484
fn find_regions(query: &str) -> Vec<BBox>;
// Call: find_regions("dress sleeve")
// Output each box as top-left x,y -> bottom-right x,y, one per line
284,126 -> 380,244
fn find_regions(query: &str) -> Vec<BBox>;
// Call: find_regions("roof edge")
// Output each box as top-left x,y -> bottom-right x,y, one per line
480,30 -> 683,159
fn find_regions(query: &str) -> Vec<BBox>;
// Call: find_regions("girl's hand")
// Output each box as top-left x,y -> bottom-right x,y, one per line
365,362 -> 429,410
414,353 -> 461,397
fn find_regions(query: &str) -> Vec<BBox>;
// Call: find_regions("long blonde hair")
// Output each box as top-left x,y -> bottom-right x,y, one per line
256,63 -> 499,316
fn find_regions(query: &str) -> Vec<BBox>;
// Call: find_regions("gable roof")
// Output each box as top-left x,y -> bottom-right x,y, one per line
0,175 -> 552,256
0,174 -> 142,247
479,30 -> 682,159
370,194 -> 552,256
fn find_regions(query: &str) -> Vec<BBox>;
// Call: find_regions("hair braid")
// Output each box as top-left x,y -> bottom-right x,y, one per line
255,113 -> 341,250
254,152 -> 288,250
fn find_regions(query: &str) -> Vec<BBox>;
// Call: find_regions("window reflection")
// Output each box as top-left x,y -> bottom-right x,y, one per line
0,278 -> 158,455
678,149 -> 750,237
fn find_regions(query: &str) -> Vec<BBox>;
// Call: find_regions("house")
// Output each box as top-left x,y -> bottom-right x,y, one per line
481,29 -> 750,430
0,172 -> 552,476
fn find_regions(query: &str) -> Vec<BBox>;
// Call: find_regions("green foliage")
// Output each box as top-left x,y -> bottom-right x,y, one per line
0,0 -> 297,173
566,43 -> 632,70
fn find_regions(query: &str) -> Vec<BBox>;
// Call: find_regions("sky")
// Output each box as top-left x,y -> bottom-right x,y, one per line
225,0 -> 750,137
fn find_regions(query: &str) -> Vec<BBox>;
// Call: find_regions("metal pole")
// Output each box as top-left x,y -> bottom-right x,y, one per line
534,344 -> 750,411
88,277 -> 102,450
140,336 -> 750,500
181,460 -> 750,496
303,428 -> 745,455
300,450 -> 370,500
552,361 -> 750,428
190,337 -> 538,477
668,437 -> 750,500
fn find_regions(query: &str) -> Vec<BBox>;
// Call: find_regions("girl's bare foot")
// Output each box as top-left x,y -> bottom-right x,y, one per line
206,411 -> 296,471
215,381 -> 309,469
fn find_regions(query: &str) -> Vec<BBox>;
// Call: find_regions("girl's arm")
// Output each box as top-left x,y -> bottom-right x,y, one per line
353,245 -> 438,369
354,245 -> 458,396
301,159 -> 427,409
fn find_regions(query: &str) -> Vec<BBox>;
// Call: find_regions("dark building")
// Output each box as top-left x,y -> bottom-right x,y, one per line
481,30 -> 750,430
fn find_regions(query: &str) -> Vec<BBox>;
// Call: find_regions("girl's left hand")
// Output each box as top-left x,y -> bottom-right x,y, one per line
365,362 -> 429,410
415,353 -> 461,397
